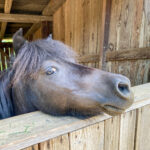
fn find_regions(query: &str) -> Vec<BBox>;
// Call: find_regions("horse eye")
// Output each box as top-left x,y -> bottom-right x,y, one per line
46,67 -> 57,75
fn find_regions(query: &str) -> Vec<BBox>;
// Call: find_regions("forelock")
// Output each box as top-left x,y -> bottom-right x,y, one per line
12,38 -> 77,83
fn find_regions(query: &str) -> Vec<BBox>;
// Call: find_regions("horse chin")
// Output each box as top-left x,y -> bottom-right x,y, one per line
102,105 -> 125,116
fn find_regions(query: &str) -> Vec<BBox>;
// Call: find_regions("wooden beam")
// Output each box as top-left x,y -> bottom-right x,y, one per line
0,13 -> 52,23
24,0 -> 66,38
0,0 -> 13,40
106,47 -> 150,61
24,23 -> 41,38
42,0 -> 66,16
78,55 -> 100,63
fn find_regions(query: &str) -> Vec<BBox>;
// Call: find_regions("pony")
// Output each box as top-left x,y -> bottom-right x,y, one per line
0,29 -> 134,119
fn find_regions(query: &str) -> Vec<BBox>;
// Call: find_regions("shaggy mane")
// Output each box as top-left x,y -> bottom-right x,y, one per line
12,38 -> 77,83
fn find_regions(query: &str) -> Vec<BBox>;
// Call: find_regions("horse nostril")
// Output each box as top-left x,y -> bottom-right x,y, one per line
117,82 -> 131,99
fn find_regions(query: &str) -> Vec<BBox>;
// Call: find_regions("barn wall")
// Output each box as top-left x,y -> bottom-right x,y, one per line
53,0 -> 106,68
105,0 -> 150,86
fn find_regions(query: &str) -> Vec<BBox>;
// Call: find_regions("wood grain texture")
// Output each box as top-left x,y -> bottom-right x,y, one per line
0,13 -> 52,23
104,116 -> 120,150
134,105 -> 150,150
25,0 -> 66,39
0,83 -> 150,150
106,0 -> 150,86
69,122 -> 104,150
106,47 -> 150,61
39,135 -> 70,150
53,0 -> 105,68
119,110 -> 137,150
0,48 -> 9,59
78,54 -> 100,63
42,0 -> 66,16
0,0 -> 13,40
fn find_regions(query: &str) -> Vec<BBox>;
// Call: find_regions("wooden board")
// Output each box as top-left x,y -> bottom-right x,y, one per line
0,83 -> 150,150
0,0 -> 13,40
106,47 -> 150,61
104,116 -> 120,150
119,110 -> 137,150
69,122 -> 104,150
105,0 -> 150,86
134,105 -> 150,150
0,13 -> 52,23
53,0 -> 105,69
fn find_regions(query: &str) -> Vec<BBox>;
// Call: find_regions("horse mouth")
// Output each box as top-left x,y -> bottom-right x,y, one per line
103,105 -> 125,115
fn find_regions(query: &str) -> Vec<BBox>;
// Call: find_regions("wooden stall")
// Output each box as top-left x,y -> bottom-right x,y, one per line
0,83 -> 150,150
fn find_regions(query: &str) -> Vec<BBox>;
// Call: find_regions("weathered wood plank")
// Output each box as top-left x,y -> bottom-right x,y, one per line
106,0 -> 150,86
24,23 -> 41,39
134,105 -> 150,150
42,0 -> 66,16
0,13 -> 52,23
0,83 -> 150,150
0,22 -> 7,40
78,54 -> 100,63
22,144 -> 39,150
69,122 -> 104,150
106,47 -> 150,61
104,116 -> 120,150
0,0 -> 13,40
39,135 -> 69,150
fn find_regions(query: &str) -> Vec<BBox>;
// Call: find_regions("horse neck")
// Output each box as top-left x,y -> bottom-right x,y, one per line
0,70 -> 14,119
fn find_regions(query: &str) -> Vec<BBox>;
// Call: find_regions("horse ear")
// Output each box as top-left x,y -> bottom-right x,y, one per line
46,34 -> 53,41
13,28 -> 26,55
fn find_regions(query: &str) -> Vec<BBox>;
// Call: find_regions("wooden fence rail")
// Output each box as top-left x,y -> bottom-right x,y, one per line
0,83 -> 150,150
0,44 -> 14,72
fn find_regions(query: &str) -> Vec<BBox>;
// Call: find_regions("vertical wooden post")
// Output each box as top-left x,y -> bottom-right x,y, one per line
102,0 -> 112,70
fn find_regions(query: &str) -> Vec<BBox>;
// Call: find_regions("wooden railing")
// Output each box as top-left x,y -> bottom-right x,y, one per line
0,83 -> 150,150
0,43 -> 14,72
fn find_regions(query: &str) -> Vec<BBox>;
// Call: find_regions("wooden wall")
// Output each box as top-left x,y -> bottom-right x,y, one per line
105,0 -> 150,86
53,0 -> 106,68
